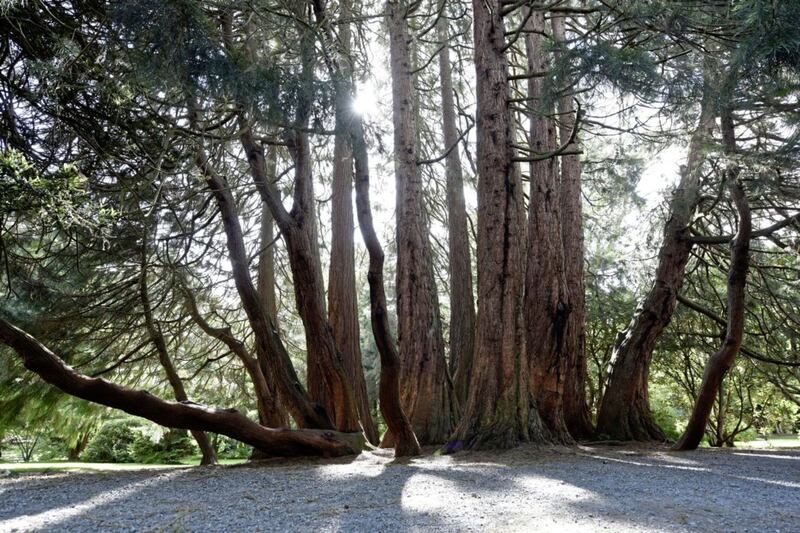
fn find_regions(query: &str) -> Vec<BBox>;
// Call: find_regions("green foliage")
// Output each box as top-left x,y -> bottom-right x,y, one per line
83,419 -> 141,463
130,429 -> 197,464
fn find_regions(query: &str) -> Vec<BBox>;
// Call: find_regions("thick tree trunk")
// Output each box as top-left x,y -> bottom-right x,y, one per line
139,249 -> 217,465
595,74 -> 716,441
445,0 -> 549,452
552,14 -> 594,440
675,111 -> 750,451
386,0 -> 457,446
437,11 -> 476,408
327,0 -> 379,445
524,9 -> 572,444
0,319 -> 364,458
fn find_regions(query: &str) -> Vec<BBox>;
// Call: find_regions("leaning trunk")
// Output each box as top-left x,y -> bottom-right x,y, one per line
675,111 -> 750,451
386,0 -> 457,446
595,69 -> 716,441
0,318 -> 364,458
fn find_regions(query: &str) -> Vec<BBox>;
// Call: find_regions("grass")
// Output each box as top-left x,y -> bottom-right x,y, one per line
738,435 -> 800,449
0,457 -> 247,474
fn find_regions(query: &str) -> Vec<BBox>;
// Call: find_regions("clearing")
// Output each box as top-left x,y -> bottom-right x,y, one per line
1,445 -> 798,532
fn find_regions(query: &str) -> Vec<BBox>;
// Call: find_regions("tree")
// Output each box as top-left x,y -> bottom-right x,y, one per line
445,0 -> 549,451
387,0 -> 457,446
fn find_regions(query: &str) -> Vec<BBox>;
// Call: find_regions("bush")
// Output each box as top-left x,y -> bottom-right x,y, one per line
130,430 -> 197,464
83,419 -> 140,463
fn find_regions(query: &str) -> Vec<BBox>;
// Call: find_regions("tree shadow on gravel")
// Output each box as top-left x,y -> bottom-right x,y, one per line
3,446 -> 799,531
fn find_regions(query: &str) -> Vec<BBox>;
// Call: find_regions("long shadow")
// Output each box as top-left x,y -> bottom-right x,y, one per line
3,446 -> 799,531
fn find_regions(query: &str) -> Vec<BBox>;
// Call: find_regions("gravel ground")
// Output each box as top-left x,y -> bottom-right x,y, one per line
1,445 -> 798,532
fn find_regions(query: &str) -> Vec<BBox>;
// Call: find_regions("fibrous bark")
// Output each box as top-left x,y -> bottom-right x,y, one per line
524,8 -> 571,443
675,110 -> 750,451
310,0 -> 420,457
0,318 -> 364,458
445,0 -> 548,452
327,0 -> 379,445
386,0 -> 457,445
552,14 -> 594,440
595,70 -> 716,441
437,10 -> 476,408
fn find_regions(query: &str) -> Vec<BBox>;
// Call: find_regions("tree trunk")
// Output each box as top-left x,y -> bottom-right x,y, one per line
595,70 -> 716,441
0,319 -> 364,457
675,110 -> 750,451
445,0 -> 549,452
552,14 -> 594,440
524,8 -> 572,444
255,148 -> 289,429
192,120 -> 333,431
437,9 -> 476,408
139,248 -> 217,466
306,0 -> 420,457
386,0 -> 457,446
327,0 -> 379,445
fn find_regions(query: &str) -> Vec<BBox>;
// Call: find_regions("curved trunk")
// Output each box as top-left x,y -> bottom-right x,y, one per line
552,14 -> 593,440
0,319 -> 364,457
437,11 -> 476,408
595,73 -> 716,441
386,0 -> 457,446
445,0 -> 549,452
524,8 -> 572,443
675,111 -> 750,451
309,0 -> 420,457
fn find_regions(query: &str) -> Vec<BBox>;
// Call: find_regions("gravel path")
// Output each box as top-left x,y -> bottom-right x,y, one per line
1,445 -> 798,532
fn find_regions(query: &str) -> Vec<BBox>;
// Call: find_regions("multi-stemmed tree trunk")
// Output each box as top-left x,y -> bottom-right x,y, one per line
552,14 -> 594,440
310,0 -> 420,456
437,10 -> 476,408
386,0 -> 457,446
327,0 -> 379,445
524,8 -> 571,443
595,70 -> 716,441
0,318 -> 364,457
675,110 -> 751,451
139,248 -> 217,465
225,9 -> 360,434
445,0 -> 549,452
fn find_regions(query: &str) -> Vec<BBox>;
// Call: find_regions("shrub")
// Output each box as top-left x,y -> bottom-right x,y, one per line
83,419 -> 141,463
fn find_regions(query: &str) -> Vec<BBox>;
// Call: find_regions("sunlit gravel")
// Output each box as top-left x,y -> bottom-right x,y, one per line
1,445 -> 798,532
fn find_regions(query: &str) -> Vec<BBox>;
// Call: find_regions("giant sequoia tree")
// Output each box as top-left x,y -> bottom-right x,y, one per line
1,0 -> 799,461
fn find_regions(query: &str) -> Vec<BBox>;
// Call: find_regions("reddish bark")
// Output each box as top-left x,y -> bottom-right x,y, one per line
0,318 -> 364,458
386,0 -> 457,446
445,0 -> 549,452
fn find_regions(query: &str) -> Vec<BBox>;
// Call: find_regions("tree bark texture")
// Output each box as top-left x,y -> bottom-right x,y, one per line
386,0 -> 457,446
524,9 -> 571,443
445,0 -> 549,452
552,14 -> 594,440
437,11 -> 476,408
675,111 -> 750,451
595,73 -> 716,441
310,0 -> 420,457
327,0 -> 379,445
